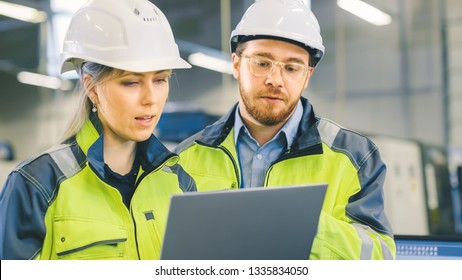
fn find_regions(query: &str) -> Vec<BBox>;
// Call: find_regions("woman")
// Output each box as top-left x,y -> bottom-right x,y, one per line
0,0 -> 195,260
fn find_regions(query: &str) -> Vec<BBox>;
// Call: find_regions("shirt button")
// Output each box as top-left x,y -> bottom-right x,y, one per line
256,154 -> 262,160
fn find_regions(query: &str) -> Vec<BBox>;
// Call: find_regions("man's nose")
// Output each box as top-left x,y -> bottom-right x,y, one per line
265,63 -> 284,87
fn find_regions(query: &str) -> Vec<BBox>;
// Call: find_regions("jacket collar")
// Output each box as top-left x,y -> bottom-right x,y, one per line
197,97 -> 322,151
197,103 -> 238,146
77,117 -> 177,178
293,97 -> 323,151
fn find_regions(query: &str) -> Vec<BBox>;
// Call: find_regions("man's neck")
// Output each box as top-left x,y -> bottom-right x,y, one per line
242,118 -> 285,147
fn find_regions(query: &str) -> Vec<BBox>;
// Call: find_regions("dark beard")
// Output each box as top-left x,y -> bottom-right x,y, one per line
239,87 -> 297,126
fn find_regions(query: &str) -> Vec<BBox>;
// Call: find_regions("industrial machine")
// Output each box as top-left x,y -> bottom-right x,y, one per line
370,136 -> 456,236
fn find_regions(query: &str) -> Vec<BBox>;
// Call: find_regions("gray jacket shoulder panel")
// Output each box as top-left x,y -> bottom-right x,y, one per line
0,141 -> 86,259
317,118 -> 379,171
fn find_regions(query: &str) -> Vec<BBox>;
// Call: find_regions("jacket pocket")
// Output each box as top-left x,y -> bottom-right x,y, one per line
142,211 -> 162,259
53,217 -> 128,259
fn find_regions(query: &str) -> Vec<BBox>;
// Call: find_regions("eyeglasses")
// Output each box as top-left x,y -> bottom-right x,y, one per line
240,55 -> 312,82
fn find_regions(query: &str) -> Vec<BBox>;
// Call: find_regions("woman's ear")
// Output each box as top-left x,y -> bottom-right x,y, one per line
83,74 -> 99,104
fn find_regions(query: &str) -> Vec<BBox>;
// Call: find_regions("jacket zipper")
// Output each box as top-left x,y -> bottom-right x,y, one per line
134,154 -> 177,188
130,154 -> 176,259
196,141 -> 241,188
56,238 -> 127,257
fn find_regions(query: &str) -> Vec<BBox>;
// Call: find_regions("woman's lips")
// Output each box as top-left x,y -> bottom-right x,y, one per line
135,115 -> 155,126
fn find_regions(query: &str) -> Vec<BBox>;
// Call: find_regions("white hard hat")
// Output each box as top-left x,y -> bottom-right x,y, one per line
60,0 -> 191,74
230,0 -> 324,66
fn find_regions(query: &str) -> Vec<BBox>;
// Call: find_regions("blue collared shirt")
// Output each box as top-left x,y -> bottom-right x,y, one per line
234,100 -> 303,188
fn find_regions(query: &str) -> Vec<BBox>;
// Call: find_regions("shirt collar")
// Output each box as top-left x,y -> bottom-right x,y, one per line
234,100 -> 303,148
86,132 -> 176,179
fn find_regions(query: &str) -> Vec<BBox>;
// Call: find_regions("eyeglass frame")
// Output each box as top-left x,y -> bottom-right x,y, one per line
239,54 -> 313,82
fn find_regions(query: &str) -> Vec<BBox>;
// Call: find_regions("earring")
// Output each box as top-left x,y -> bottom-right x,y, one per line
92,103 -> 97,113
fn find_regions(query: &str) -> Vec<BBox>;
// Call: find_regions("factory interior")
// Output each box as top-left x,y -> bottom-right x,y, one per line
1,0 -> 462,260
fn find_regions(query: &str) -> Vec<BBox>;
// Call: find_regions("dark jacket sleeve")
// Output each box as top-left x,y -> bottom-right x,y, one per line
0,171 -> 48,260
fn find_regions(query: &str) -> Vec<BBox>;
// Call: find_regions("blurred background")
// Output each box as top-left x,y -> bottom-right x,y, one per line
1,0 -> 462,239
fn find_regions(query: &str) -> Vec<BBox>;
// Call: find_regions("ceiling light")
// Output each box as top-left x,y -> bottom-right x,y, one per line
337,0 -> 391,26
0,1 -> 47,23
188,52 -> 233,75
17,71 -> 72,91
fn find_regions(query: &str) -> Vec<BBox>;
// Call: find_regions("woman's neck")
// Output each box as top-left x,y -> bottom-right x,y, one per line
103,138 -> 137,175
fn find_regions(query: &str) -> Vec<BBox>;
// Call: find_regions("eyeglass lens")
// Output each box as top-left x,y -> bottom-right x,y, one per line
245,56 -> 309,81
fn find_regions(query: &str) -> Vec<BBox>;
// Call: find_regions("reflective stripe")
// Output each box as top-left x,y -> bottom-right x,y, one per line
353,224 -> 373,259
380,238 -> 394,259
353,223 -> 393,259
317,118 -> 340,148
163,165 -> 197,192
49,145 -> 81,179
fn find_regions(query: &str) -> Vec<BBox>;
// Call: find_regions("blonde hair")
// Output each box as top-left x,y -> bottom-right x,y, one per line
60,63 -> 124,142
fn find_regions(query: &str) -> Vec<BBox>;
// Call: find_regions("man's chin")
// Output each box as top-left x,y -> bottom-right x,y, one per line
252,112 -> 286,126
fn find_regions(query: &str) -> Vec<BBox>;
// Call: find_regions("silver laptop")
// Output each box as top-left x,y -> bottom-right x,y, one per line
160,184 -> 327,260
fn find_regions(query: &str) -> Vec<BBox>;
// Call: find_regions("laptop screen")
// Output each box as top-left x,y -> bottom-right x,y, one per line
160,184 -> 327,260
395,235 -> 462,260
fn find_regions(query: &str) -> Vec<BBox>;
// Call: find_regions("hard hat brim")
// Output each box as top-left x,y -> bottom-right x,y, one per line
60,56 -> 191,75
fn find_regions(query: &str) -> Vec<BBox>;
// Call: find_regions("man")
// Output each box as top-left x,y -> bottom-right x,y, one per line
175,0 -> 395,259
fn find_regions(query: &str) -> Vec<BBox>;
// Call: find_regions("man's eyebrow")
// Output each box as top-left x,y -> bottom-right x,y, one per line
251,53 -> 307,65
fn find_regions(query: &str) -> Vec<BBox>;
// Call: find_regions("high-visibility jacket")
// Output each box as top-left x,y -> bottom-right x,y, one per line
175,97 -> 395,259
0,118 -> 196,260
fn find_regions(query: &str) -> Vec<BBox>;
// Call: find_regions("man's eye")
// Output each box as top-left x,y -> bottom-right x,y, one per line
286,64 -> 301,73
255,60 -> 270,68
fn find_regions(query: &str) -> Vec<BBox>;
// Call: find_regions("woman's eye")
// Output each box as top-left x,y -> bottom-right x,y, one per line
154,76 -> 169,84
121,81 -> 138,86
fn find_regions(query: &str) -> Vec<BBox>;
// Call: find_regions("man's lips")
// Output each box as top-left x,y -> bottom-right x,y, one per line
260,95 -> 284,103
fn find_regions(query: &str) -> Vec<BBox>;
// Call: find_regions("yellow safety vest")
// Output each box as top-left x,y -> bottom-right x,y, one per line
176,98 -> 396,260
0,119 -> 195,260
